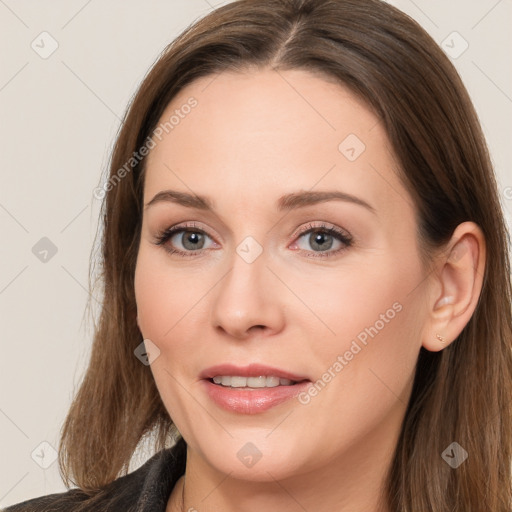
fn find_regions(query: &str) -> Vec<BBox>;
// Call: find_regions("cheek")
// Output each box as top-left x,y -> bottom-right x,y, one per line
134,250 -> 200,422
292,253 -> 420,352
293,249 -> 424,404
134,247 -> 204,340
285,270 -> 423,460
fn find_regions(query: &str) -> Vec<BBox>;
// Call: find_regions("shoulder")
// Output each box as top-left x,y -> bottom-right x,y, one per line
1,488 -> 91,512
2,439 -> 186,512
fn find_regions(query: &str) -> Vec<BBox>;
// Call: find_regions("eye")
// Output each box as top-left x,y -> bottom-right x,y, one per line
153,222 -> 218,256
153,221 -> 353,259
290,222 -> 353,258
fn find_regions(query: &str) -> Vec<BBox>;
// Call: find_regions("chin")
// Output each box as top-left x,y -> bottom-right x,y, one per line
194,435 -> 310,482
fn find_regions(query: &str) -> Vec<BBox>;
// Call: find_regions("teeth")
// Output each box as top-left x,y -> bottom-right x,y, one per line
212,375 -> 294,388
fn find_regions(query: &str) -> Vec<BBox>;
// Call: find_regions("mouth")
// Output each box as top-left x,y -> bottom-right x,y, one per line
209,375 -> 304,388
200,364 -> 311,414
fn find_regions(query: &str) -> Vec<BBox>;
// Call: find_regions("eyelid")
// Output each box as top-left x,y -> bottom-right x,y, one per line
156,220 -> 216,239
291,221 -> 352,241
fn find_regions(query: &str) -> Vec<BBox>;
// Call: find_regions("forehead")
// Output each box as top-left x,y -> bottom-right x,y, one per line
143,68 -> 410,220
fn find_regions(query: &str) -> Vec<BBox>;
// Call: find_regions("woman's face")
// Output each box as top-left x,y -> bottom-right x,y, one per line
134,68 -> 430,482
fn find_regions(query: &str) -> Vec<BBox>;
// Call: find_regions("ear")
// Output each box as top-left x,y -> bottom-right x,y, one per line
422,221 -> 486,352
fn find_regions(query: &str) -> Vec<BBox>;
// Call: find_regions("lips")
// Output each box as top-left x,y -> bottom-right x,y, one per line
199,363 -> 311,414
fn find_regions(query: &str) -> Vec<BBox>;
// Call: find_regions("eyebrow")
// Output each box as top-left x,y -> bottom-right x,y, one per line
144,189 -> 376,214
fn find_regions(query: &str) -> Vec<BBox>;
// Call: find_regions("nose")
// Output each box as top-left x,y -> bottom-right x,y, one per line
210,247 -> 285,340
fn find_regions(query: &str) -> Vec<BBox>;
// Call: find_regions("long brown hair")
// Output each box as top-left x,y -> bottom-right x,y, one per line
51,0 -> 512,510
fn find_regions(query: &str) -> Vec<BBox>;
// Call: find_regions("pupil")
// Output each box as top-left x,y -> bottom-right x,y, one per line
183,231 -> 204,250
311,231 -> 333,251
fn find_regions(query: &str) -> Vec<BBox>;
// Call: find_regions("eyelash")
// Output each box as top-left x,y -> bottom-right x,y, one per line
153,221 -> 353,259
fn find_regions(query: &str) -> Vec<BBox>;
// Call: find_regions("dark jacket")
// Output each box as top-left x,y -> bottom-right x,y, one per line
2,439 -> 187,512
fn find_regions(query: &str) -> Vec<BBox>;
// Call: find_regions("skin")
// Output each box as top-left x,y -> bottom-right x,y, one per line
134,68 -> 486,512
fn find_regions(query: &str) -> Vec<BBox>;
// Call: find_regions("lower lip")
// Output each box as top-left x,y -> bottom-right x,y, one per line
201,379 -> 311,414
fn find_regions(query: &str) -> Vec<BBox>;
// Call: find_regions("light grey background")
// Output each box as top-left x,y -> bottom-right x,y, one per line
1,0 -> 511,507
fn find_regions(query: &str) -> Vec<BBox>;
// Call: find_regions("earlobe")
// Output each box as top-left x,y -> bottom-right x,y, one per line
422,295 -> 455,351
421,222 -> 486,352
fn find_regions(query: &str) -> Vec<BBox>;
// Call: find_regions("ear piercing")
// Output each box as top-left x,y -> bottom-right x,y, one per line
435,297 -> 452,344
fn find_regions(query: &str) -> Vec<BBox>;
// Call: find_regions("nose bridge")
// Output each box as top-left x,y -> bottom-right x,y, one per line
210,236 -> 284,338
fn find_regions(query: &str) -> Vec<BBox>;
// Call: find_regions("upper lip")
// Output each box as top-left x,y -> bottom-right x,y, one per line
200,363 -> 310,382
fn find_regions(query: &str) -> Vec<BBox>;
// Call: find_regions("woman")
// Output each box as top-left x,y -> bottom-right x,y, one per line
4,0 -> 511,510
